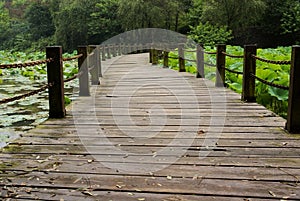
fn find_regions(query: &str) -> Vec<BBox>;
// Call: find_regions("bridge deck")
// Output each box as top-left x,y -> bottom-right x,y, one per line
1,54 -> 300,200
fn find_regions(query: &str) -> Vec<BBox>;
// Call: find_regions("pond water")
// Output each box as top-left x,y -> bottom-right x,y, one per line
0,50 -> 80,147
0,63 -> 78,148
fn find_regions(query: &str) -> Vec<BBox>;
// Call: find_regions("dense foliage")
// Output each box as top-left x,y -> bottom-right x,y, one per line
0,0 -> 300,52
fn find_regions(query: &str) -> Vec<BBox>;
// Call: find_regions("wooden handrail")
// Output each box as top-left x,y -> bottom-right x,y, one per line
149,43 -> 300,134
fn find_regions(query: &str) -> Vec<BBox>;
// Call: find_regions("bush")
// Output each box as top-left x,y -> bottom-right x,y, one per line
188,22 -> 233,46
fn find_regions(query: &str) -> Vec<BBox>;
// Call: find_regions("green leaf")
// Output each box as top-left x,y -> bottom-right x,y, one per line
227,82 -> 242,93
268,87 -> 289,101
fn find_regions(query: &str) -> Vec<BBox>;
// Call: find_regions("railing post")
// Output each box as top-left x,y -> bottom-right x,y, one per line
107,45 -> 111,59
163,50 -> 169,68
149,48 -> 153,63
118,44 -> 122,56
178,44 -> 186,72
97,45 -> 102,77
122,44 -> 126,55
286,46 -> 300,133
101,45 -> 106,61
112,45 -> 117,57
152,49 -> 158,65
196,44 -> 205,78
88,45 -> 100,85
150,43 -> 154,63
78,46 -> 90,96
242,45 -> 257,102
46,46 -> 65,118
215,44 -> 226,87
129,45 -> 133,54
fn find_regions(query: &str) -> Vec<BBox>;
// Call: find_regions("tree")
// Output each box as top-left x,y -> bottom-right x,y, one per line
201,0 -> 266,33
189,22 -> 232,45
25,3 -> 55,41
259,0 -> 285,36
0,2 -> 10,47
187,0 -> 204,27
280,0 -> 300,34
118,0 -> 163,30
53,0 -> 95,52
88,0 -> 123,44
117,0 -> 193,32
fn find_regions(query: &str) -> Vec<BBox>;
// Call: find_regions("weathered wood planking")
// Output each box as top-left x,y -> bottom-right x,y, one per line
1,53 -> 300,200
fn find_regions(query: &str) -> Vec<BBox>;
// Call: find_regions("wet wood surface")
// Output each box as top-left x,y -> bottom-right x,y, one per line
1,53 -> 300,200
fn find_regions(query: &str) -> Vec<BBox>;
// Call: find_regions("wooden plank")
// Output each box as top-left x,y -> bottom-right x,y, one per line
1,172 -> 299,200
1,154 -> 300,169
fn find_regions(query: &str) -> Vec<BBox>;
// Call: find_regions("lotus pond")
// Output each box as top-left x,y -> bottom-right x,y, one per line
0,50 -> 78,147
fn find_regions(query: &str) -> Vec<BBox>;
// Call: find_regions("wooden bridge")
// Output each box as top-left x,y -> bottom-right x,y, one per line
1,48 -> 300,200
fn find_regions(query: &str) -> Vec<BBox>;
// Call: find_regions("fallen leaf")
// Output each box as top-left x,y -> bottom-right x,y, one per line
269,191 -> 276,197
197,130 -> 205,135
25,188 -> 32,194
82,191 -> 97,196
73,177 -> 82,184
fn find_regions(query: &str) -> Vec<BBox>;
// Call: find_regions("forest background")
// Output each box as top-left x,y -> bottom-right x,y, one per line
0,0 -> 300,52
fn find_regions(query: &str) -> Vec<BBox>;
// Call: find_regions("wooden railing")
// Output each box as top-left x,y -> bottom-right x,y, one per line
150,44 -> 300,134
2,42 -> 300,134
0,44 -> 134,119
46,44 -> 134,117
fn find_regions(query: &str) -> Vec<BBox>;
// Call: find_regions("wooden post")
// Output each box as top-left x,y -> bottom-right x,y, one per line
97,45 -> 102,77
101,46 -> 106,61
88,45 -> 100,85
286,46 -> 300,133
112,45 -> 117,57
107,45 -> 111,59
122,44 -> 126,55
78,46 -> 90,96
152,49 -> 158,65
178,44 -> 186,72
242,45 -> 257,102
46,46 -> 65,118
129,45 -> 133,54
118,44 -> 122,56
196,44 -> 205,78
215,44 -> 226,87
133,44 -> 137,53
163,50 -> 169,68
149,49 -> 153,63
